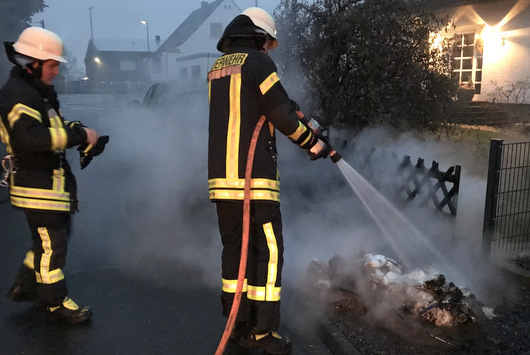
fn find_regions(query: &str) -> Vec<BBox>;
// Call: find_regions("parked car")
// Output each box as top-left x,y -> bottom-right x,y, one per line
128,81 -> 208,109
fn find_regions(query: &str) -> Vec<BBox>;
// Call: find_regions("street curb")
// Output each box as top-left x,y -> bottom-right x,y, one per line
316,319 -> 363,355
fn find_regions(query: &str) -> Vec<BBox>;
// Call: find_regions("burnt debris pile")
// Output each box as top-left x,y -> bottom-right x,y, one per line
304,252 -> 492,348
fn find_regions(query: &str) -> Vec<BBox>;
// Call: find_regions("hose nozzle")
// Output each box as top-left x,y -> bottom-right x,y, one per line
329,150 -> 342,163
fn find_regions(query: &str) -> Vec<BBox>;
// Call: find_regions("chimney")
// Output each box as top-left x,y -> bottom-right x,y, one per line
201,1 -> 208,8
155,35 -> 161,45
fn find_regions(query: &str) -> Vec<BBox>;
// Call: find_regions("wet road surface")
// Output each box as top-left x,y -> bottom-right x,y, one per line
0,94 -> 332,354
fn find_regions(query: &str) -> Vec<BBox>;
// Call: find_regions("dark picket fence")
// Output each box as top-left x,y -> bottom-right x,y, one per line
349,144 -> 461,217
482,139 -> 530,256
397,156 -> 461,216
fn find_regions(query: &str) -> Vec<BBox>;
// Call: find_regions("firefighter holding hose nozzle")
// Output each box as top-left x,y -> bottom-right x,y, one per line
208,7 -> 335,354
0,27 -> 108,324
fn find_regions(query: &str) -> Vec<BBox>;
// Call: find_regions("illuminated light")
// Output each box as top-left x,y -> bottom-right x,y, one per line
94,57 -> 101,63
480,25 -> 505,48
480,25 -> 507,63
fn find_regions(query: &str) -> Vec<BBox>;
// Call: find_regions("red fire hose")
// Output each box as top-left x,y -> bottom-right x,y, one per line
215,115 -> 267,355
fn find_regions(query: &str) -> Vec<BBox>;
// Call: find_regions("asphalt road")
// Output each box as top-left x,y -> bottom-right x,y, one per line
0,93 -> 333,355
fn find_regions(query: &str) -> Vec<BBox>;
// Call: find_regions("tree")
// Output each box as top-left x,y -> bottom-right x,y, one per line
487,78 -> 530,104
0,0 -> 46,83
275,0 -> 457,134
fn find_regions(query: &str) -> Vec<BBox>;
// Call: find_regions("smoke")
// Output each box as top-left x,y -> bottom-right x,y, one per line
61,90 -> 517,318
66,91 -> 221,289
277,125 -> 517,306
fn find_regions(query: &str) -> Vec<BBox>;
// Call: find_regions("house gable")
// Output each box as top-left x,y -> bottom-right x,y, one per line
150,0 -> 241,82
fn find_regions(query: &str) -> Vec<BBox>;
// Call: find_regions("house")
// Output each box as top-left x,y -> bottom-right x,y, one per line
84,37 -> 162,93
422,0 -> 530,102
149,0 -> 241,84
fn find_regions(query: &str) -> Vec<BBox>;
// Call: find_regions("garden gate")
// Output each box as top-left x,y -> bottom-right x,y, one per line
482,139 -> 530,256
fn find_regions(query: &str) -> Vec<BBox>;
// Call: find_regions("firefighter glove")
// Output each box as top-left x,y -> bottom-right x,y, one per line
78,135 -> 109,169
307,137 -> 332,160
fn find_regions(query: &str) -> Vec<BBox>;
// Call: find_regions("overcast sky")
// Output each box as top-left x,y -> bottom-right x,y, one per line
33,0 -> 281,73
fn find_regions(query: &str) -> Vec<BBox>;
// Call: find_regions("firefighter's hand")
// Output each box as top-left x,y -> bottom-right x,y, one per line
307,138 -> 332,160
83,127 -> 98,145
78,135 -> 110,169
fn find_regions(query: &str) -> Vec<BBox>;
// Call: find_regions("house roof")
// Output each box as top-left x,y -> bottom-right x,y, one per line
420,0 -> 501,11
156,0 -> 224,53
91,38 -> 160,52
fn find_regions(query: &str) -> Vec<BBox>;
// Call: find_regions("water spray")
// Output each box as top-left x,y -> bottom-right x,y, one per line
305,116 -> 462,281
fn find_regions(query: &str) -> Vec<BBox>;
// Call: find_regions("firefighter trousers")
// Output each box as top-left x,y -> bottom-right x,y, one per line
216,201 -> 284,331
15,209 -> 71,306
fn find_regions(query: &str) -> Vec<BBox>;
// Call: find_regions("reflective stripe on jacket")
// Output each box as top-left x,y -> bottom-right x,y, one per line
207,46 -> 315,203
0,67 -> 86,212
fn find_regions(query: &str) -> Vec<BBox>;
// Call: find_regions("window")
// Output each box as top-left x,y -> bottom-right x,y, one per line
451,33 -> 483,93
179,67 -> 188,80
210,22 -> 223,39
191,65 -> 201,79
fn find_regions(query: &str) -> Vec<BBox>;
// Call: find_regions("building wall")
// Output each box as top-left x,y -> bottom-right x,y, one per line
439,0 -> 530,101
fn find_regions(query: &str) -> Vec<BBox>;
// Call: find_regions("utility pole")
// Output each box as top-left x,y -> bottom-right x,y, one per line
141,21 -> 150,52
89,7 -> 94,41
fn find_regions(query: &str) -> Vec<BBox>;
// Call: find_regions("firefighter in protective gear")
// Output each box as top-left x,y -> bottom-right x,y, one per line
0,27 -> 101,323
208,8 -> 331,354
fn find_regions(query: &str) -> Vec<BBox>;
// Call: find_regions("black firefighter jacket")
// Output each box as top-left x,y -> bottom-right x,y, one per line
0,66 -> 87,213
207,45 -> 316,203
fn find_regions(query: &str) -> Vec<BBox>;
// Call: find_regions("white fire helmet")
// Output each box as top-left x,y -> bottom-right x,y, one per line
242,7 -> 278,49
13,27 -> 67,63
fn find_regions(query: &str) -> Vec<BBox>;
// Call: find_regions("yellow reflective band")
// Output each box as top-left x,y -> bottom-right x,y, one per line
222,278 -> 248,293
209,189 -> 280,202
35,269 -> 65,284
52,168 -> 65,192
247,285 -> 281,301
48,113 -> 61,128
37,227 -> 53,284
263,222 -> 279,301
49,127 -> 68,150
209,178 -> 280,190
48,112 -> 67,150
23,250 -> 35,270
10,184 -> 69,201
259,72 -> 279,95
209,178 -> 281,202
0,119 -> 10,149
288,121 -> 307,141
7,103 -> 42,127
11,196 -> 70,211
226,73 -> 242,180
10,179 -> 71,211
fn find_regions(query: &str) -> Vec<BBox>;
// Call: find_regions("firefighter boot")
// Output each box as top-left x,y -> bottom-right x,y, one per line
6,266 -> 42,307
239,328 -> 292,354
229,320 -> 247,341
47,297 -> 92,324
